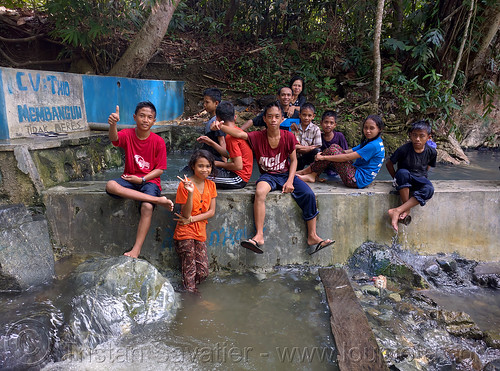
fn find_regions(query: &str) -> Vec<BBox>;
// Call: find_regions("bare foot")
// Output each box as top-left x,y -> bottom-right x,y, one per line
307,237 -> 333,246
250,235 -> 264,246
124,247 -> 140,258
297,173 -> 316,183
297,167 -> 312,176
387,208 -> 400,232
399,210 -> 410,220
158,196 -> 174,211
317,176 -> 326,183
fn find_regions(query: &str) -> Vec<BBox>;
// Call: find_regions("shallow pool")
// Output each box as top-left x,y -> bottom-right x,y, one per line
2,258 -> 338,370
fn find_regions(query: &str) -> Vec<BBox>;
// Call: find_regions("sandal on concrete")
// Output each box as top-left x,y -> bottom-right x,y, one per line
241,238 -> 264,254
308,240 -> 335,255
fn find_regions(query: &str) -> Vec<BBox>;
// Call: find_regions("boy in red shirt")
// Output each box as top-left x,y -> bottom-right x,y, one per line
214,102 -> 334,255
106,101 -> 174,258
197,101 -> 253,189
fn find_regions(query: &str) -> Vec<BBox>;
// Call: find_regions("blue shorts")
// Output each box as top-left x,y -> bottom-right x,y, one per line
106,177 -> 161,208
395,169 -> 434,206
257,172 -> 319,221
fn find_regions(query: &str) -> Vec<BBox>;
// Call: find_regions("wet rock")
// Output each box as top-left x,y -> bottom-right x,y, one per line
388,293 -> 402,302
352,272 -> 372,283
391,358 -> 423,370
472,262 -> 500,289
437,133 -> 470,165
395,302 -> 429,322
360,284 -> 380,296
483,358 -> 500,370
446,348 -> 482,370
0,204 -> 55,291
69,256 -> 177,348
347,243 -> 428,290
365,307 -> 381,317
424,263 -> 440,276
485,330 -> 500,350
436,258 -> 457,273
431,310 -> 484,339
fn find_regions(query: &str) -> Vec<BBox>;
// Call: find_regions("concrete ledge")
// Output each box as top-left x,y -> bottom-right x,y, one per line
42,180 -> 500,270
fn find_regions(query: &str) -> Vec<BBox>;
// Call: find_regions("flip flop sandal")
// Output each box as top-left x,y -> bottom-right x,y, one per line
240,238 -> 264,254
308,240 -> 335,255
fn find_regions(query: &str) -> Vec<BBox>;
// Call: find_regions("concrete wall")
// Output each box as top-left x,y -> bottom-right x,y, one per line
0,67 -> 184,139
42,180 -> 500,270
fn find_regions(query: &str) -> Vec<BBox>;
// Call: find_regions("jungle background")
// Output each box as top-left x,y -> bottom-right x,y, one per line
1,0 -> 499,161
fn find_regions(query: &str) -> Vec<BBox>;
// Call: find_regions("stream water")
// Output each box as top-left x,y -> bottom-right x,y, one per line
1,259 -> 337,370
2,151 -> 499,370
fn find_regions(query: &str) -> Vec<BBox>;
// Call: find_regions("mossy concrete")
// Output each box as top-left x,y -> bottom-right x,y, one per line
42,180 -> 500,270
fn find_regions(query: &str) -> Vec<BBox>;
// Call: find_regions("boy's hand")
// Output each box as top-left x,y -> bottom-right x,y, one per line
211,120 -> 222,131
290,122 -> 299,132
196,135 -> 215,146
121,174 -> 142,184
108,105 -> 120,125
282,180 -> 294,194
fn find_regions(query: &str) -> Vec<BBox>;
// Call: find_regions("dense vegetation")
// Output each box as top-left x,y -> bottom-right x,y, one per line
1,0 -> 499,146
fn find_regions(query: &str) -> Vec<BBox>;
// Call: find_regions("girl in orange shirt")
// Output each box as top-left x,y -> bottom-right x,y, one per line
174,150 -> 217,293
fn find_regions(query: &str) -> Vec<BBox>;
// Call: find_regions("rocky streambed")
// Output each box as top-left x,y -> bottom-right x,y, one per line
346,242 -> 500,370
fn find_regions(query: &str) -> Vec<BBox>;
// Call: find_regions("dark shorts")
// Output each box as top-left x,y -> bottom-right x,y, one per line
395,169 -> 434,206
256,172 -> 319,221
106,177 -> 161,209
209,168 -> 247,189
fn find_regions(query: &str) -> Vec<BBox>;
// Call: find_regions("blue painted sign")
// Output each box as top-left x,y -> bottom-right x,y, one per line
0,67 -> 184,140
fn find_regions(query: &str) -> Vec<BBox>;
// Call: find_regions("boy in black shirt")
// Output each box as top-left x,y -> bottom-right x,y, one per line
387,121 -> 437,231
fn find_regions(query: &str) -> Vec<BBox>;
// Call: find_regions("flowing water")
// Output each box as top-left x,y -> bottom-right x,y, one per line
1,258 -> 337,370
2,151 -> 499,370
422,288 -> 500,332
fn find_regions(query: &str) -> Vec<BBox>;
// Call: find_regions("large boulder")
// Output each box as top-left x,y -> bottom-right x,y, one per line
69,256 -> 177,349
0,204 -> 55,291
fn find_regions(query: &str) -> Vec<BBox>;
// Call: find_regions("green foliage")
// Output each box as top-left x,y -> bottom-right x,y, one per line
3,0 -> 46,10
382,61 -> 460,122
479,79 -> 499,118
46,0 -> 147,73
314,77 -> 337,105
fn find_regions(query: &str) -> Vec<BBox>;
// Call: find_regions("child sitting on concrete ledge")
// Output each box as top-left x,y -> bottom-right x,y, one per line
105,102 -> 174,258
386,120 -> 437,232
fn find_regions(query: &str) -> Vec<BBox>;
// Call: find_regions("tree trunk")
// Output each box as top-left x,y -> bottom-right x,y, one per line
108,0 -> 181,77
372,0 -> 385,107
448,0 -> 475,89
223,0 -> 239,34
391,0 -> 403,37
469,6 -> 500,78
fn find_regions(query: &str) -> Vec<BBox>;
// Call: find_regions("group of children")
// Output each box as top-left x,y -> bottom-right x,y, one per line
105,78 -> 437,293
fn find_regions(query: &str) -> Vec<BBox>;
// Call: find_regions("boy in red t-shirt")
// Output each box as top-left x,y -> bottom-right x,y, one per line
214,102 -> 334,255
197,101 -> 253,189
106,101 -> 174,258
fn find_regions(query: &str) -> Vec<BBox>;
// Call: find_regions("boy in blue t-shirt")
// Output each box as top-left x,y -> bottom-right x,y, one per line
387,120 -> 437,232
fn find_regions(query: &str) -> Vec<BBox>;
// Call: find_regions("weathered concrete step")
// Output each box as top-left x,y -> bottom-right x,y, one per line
42,180 -> 500,270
